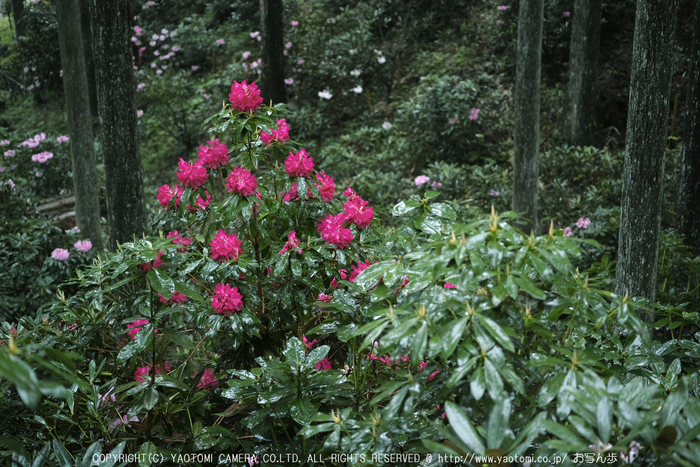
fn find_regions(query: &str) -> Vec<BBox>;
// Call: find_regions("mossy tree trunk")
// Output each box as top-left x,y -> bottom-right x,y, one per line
90,0 -> 147,250
564,0 -> 602,146
614,0 -> 679,302
78,0 -> 98,118
10,0 -> 25,38
678,1 -> 700,253
512,0 -> 544,234
260,0 -> 286,105
56,0 -> 104,251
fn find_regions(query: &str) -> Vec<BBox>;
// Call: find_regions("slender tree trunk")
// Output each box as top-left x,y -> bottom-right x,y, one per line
79,0 -> 98,118
564,0 -> 602,146
678,1 -> 700,253
90,0 -> 147,250
260,0 -> 286,105
56,0 -> 104,251
512,0 -> 544,234
10,0 -> 25,38
615,0 -> 679,302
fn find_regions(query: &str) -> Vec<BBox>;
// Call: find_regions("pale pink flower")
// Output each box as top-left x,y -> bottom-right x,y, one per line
469,108 -> 480,120
74,240 -> 92,252
497,5 -> 510,10
489,189 -> 500,196
56,135 -> 69,143
51,248 -> 70,260
291,20 -> 299,26
216,39 -> 225,45
415,175 -> 430,186
561,227 -> 573,237
576,217 -> 591,228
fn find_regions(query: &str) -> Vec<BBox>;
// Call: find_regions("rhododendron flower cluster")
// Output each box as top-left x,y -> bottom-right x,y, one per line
348,260 -> 372,283
278,230 -> 301,255
314,357 -> 332,371
140,251 -> 164,272
32,151 -> 53,163
302,335 -> 318,350
210,230 -> 242,261
576,217 -> 591,228
284,148 -> 314,177
226,167 -> 257,196
229,80 -> 263,113
317,212 -> 354,249
167,230 -> 193,252
197,139 -> 229,169
156,184 -> 183,209
195,368 -> 219,390
177,158 -> 208,188
211,283 -> 244,316
314,171 -> 335,201
343,195 -> 373,229
74,240 -> 92,252
135,362 -> 171,382
127,319 -> 156,340
51,248 -> 69,260
158,291 -> 188,305
260,119 -> 290,145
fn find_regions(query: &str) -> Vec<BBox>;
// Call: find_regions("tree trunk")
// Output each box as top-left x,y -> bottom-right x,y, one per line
56,0 -> 104,252
10,0 -> 25,38
512,0 -> 544,234
260,0 -> 286,105
79,0 -> 99,118
564,0 -> 602,146
614,0 -> 679,302
90,0 -> 147,250
678,1 -> 700,253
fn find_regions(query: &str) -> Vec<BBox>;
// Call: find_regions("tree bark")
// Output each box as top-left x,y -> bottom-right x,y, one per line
90,0 -> 147,250
10,0 -> 25,38
615,0 -> 679,302
56,0 -> 104,251
678,1 -> 700,253
79,0 -> 99,117
512,0 -> 544,234
260,0 -> 286,105
564,0 -> 602,146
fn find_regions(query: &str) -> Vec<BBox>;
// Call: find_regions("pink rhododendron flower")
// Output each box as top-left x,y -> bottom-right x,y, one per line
279,230 -> 301,255
228,80 -> 263,113
195,368 -> 219,390
211,283 -> 244,316
158,291 -> 188,305
317,293 -> 332,303
348,260 -> 371,283
418,361 -> 428,371
167,230 -> 193,252
302,335 -> 317,349
284,148 -> 314,177
216,39 -> 225,45
260,119 -> 290,145
0,140 -> 8,146
140,251 -> 165,272
343,196 -> 373,228
576,217 -> 591,228
444,282 -> 456,289
314,357 -> 332,371
226,166 -> 257,196
291,20 -> 299,26
415,175 -> 430,186
32,151 -> 53,163
314,171 -> 335,201
284,78 -> 294,85
74,240 -> 92,252
191,191 -> 212,211
99,387 -> 116,405
393,275 -> 410,294
210,230 -> 242,262
428,369 -> 440,381
379,355 -> 393,366
318,213 -> 354,249
176,158 -> 208,188
127,319 -> 155,340
562,227 -> 573,237
564,11 -> 571,17
156,184 -> 183,209
197,139 -> 229,169
51,248 -> 69,260
469,108 -> 480,120
134,362 -> 171,382
497,5 -> 510,10
282,181 -> 300,202
57,135 -> 69,143
4,150 -> 15,157
489,189 -> 500,196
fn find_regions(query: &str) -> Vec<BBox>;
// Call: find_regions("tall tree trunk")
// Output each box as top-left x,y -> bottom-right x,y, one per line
10,0 -> 25,38
90,0 -> 147,250
79,0 -> 99,118
512,0 -> 544,234
615,0 -> 679,302
678,1 -> 700,253
56,0 -> 104,251
564,0 -> 602,146
260,0 -> 286,105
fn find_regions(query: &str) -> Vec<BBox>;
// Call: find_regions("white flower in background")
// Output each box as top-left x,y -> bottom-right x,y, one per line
318,90 -> 333,100
351,86 -> 363,93
382,122 -> 392,130
350,69 -> 361,76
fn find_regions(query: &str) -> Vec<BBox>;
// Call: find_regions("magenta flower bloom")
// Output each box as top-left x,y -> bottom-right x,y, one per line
279,230 -> 301,255
291,20 -> 299,26
226,166 -> 257,196
444,282 -> 457,289
176,158 -> 208,188
195,368 -> 219,390
348,260 -> 372,283
314,171 -> 335,201
211,283 -> 244,317
158,291 -> 188,305
216,39 -> 225,45
228,80 -> 263,113
197,139 -> 229,169
156,184 -> 183,209
74,240 -> 92,252
415,175 -> 430,186
284,148 -> 314,177
343,196 -> 373,229
282,181 -> 300,202
318,213 -> 354,249
210,230 -> 242,262
260,119 -> 290,145
127,319 -> 155,340
317,293 -> 332,303
314,357 -> 332,371
302,335 -> 318,349
166,230 -> 193,252
497,5 -> 510,10
469,108 -> 480,120
51,248 -> 70,260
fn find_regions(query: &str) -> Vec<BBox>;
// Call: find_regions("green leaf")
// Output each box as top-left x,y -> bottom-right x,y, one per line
392,200 -> 417,216
0,355 -> 42,410
173,279 -> 204,302
476,315 -> 514,352
411,322 -> 428,366
445,401 -> 485,455
470,364 -> 485,400
354,262 -> 390,291
512,276 -> 546,300
51,440 -> 73,467
147,267 -> 175,298
487,395 -> 511,450
137,442 -> 157,467
290,398 -> 318,425
542,420 -> 588,450
283,338 -> 306,372
538,373 -> 566,407
484,359 -> 504,399
305,346 -> 330,370
425,191 -> 441,199
32,443 -> 50,467
441,317 -> 468,361
162,328 -> 194,350
358,320 -> 388,351
81,442 -> 101,467
144,386 -> 159,411
429,203 -> 457,221
597,397 -> 611,444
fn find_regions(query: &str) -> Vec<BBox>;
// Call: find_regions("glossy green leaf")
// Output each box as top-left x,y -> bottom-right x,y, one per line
445,401 -> 485,455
